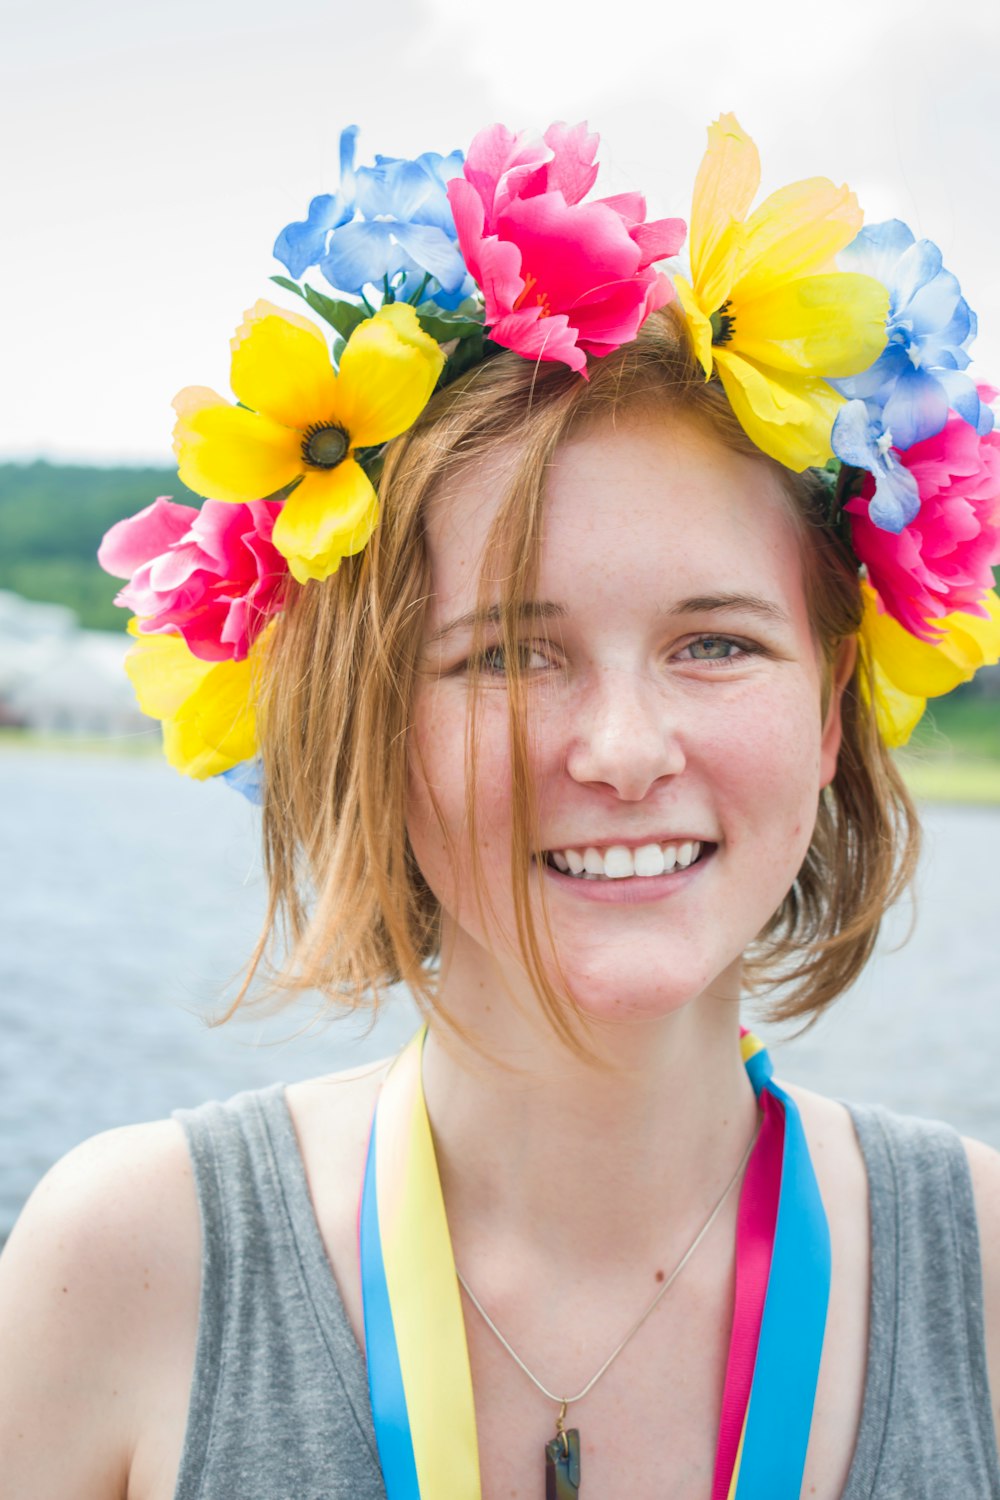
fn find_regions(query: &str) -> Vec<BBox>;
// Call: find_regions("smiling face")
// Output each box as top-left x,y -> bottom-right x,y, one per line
406,408 -> 849,1025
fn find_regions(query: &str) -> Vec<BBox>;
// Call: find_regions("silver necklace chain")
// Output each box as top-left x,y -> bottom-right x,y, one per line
455,1109 -> 761,1410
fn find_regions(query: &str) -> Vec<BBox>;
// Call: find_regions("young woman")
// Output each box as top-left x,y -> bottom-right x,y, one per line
1,116 -> 998,1500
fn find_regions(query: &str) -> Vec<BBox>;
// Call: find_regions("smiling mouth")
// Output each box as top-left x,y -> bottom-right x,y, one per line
537,840 -> 714,881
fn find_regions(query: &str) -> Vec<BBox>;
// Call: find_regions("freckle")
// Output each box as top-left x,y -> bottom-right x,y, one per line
655,1269 -> 665,1283
144,1282 -> 150,1291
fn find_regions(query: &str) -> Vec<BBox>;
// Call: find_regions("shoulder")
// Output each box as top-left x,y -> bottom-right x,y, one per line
962,1135 -> 1000,1443
0,1118 -> 201,1500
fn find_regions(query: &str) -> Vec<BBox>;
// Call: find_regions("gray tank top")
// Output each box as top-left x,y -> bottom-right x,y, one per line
171,1084 -> 1000,1499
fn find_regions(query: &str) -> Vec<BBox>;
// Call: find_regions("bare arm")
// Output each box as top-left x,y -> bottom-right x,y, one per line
964,1136 -> 1000,1459
0,1120 -> 201,1500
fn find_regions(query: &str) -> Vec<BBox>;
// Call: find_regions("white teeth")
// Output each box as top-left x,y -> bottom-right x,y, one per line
633,842 -> 665,877
603,845 -> 634,879
547,840 -> 704,879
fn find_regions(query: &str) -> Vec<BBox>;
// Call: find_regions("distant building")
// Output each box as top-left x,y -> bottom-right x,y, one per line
0,590 -> 149,738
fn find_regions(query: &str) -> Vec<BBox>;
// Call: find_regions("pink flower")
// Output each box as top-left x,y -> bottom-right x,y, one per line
847,391 -> 1000,641
447,121 -> 686,375
98,496 -> 288,662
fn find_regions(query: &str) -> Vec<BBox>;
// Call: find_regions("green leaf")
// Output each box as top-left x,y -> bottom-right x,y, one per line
270,275 -> 307,301
416,303 -> 485,343
301,284 -> 369,340
438,331 -> 488,389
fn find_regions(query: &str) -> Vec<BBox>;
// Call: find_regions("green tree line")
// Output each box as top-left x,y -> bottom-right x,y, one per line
0,461 -> 199,630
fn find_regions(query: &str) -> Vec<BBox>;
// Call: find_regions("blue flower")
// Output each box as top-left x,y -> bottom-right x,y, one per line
833,220 -> 993,450
219,757 -> 264,805
274,127 -> 359,280
831,398 -> 920,533
274,128 -> 476,309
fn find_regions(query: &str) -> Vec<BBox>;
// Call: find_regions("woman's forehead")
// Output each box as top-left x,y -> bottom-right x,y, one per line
422,411 -> 808,622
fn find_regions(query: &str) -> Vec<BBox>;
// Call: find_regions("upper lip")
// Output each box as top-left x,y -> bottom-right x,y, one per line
541,834 -> 715,851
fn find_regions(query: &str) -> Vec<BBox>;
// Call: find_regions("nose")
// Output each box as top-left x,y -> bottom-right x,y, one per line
563,665 -> 686,801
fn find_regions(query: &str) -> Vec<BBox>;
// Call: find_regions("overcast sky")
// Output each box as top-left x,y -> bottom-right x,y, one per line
4,0 -> 998,464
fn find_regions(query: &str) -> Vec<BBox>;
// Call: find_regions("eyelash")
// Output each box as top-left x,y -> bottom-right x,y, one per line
464,635 -> 760,675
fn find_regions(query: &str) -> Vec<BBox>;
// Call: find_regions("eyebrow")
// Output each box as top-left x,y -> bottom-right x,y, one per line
671,592 -> 792,625
426,592 -> 790,644
426,601 -> 568,644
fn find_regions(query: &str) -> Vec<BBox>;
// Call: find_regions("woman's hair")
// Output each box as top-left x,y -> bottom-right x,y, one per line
233,304 -> 920,1045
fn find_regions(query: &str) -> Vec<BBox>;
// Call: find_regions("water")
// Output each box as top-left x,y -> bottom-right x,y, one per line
2,747 -> 998,1243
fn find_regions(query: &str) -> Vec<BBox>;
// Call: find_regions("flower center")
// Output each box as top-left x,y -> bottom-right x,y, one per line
709,301 -> 736,345
513,271 -> 552,319
302,423 -> 350,469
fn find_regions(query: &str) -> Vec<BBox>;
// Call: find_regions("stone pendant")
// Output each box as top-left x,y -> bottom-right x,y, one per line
545,1426 -> 581,1497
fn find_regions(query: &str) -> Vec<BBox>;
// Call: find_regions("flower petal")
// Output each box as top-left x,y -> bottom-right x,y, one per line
220,757 -> 265,804
488,306 -> 587,373
271,462 -> 379,584
866,462 -> 921,533
391,220 -> 470,294
448,176 -> 522,317
628,216 -> 687,269
690,113 -> 760,314
713,347 -> 843,469
892,237 -> 943,313
881,366 -> 950,451
124,622 -> 211,718
732,273 -> 888,376
673,275 -> 713,377
273,125 -> 358,278
332,301 -> 444,448
230,301 -> 338,431
321,220 -> 412,295
539,121 -> 600,205
124,629 -> 260,777
830,398 -> 876,468
860,582 -> 1000,705
859,649 -> 927,748
838,219 -> 914,286
173,387 -> 302,503
98,496 -> 200,579
734,179 -> 864,301
162,659 -> 260,777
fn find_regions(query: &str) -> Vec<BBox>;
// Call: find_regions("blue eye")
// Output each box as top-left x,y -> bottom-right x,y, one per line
689,637 -> 735,658
469,643 -> 550,674
682,636 -> 754,663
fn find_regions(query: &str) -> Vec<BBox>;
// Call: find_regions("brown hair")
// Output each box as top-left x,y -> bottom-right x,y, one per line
233,304 -> 920,1044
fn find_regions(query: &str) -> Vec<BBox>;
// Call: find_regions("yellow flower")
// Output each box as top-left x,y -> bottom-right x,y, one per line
674,114 -> 889,470
173,300 -> 444,584
125,621 -> 271,778
857,583 -> 1000,747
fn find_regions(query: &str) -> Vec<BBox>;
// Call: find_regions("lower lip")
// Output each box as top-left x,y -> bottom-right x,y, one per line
535,846 -> 716,904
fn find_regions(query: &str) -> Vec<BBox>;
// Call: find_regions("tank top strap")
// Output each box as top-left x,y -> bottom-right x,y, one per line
171,1084 -> 384,1499
840,1101 -> 1000,1499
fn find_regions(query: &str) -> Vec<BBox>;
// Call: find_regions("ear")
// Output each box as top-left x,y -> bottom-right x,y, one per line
819,634 -> 858,790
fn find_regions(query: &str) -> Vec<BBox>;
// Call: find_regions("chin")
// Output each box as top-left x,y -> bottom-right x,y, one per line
549,947 -> 744,1027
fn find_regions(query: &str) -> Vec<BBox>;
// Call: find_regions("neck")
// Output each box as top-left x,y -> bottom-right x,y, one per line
421,946 -> 760,1276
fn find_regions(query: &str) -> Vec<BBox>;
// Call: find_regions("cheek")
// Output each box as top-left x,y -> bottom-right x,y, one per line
706,680 -> 825,860
406,687 -> 516,910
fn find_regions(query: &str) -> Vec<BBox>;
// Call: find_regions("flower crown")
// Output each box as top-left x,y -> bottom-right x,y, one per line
99,114 -> 1000,799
